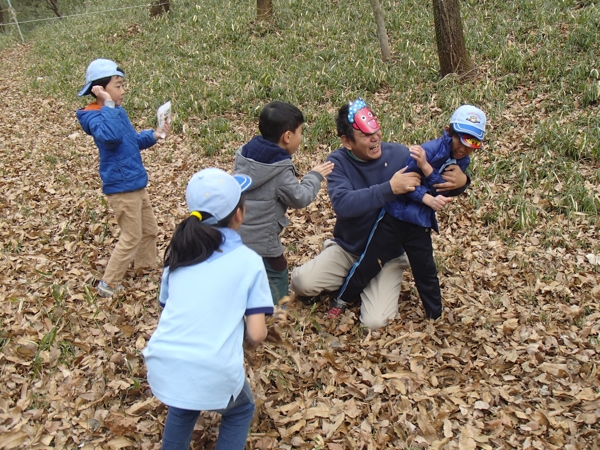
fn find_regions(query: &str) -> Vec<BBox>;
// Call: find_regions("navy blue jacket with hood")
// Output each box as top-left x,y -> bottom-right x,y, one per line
384,131 -> 470,233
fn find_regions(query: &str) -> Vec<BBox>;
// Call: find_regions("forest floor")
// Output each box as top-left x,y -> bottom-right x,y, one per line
1,45 -> 599,450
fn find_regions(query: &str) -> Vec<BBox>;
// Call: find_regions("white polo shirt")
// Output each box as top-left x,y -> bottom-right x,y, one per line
143,228 -> 273,410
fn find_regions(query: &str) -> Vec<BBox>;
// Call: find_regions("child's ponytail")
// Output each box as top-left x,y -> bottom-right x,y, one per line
164,196 -> 245,272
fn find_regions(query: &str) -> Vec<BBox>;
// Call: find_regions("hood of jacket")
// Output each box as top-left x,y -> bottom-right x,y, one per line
236,138 -> 298,191
242,136 -> 291,163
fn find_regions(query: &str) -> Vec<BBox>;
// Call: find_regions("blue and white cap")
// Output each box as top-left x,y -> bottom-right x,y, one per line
449,105 -> 486,140
78,59 -> 125,97
186,168 -> 252,225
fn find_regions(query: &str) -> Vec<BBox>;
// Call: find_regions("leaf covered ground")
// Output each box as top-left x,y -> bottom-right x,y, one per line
1,43 -> 599,450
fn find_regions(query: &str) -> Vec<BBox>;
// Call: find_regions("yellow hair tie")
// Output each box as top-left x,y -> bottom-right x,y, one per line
190,211 -> 203,221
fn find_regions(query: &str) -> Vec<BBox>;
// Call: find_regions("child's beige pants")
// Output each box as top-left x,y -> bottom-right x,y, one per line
290,240 -> 408,329
103,188 -> 158,287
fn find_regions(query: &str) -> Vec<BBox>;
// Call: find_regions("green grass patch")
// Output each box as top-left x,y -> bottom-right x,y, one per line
1,0 -> 598,226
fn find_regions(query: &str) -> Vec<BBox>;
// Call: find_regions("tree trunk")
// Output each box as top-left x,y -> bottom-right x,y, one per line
369,0 -> 391,62
44,0 -> 61,18
149,0 -> 170,18
432,0 -> 474,78
257,0 -> 273,21
0,8 -> 5,33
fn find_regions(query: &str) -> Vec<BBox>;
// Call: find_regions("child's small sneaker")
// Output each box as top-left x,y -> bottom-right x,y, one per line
327,299 -> 349,319
97,280 -> 124,298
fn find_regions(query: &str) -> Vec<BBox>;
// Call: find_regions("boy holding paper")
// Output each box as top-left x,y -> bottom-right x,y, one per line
76,58 -> 170,297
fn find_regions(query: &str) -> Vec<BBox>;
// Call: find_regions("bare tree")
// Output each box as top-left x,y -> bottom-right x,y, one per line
44,0 -> 61,18
257,0 -> 273,21
369,0 -> 391,61
432,0 -> 474,78
149,0 -> 170,18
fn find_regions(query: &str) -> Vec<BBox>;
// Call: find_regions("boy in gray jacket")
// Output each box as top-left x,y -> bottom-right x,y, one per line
234,101 -> 333,304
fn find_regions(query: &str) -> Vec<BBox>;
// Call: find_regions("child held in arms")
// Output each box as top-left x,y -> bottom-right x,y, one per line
233,100 -> 334,304
76,59 -> 169,297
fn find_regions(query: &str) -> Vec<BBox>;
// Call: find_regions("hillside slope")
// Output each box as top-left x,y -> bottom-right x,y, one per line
1,1 -> 600,447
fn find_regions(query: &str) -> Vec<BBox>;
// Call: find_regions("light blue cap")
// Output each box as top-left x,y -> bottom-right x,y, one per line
186,168 -> 252,225
78,59 -> 125,97
450,105 -> 486,140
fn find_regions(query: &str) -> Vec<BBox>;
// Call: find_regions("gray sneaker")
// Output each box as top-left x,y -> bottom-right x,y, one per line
328,298 -> 350,319
97,280 -> 124,297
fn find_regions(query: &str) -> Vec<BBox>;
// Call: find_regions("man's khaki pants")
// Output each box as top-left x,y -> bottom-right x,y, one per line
290,240 -> 408,329
103,188 -> 158,287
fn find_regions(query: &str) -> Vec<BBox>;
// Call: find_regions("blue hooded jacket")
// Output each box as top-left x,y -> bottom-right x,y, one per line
77,103 -> 156,195
384,131 -> 470,233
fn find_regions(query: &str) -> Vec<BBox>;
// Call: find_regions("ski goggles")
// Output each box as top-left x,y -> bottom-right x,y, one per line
459,133 -> 483,149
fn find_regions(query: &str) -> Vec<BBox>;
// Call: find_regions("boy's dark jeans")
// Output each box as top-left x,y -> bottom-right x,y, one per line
339,213 -> 442,319
263,255 -> 288,305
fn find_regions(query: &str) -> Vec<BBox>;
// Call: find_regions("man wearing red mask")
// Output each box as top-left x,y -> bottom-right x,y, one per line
290,99 -> 468,329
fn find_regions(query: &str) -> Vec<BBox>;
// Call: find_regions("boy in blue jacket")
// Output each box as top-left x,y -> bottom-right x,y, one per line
76,59 -> 169,297
329,105 -> 486,320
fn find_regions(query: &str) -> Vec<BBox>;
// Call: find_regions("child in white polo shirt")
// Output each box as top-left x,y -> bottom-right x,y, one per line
143,168 -> 274,450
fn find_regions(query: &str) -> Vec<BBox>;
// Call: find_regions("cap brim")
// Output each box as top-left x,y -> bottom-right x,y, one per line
233,174 -> 252,192
453,123 -> 485,140
78,82 -> 92,97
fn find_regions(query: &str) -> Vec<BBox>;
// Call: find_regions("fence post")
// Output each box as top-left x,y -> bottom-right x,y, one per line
6,0 -> 24,43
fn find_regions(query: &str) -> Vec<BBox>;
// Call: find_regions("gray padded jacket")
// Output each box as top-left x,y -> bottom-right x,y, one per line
233,147 -> 324,258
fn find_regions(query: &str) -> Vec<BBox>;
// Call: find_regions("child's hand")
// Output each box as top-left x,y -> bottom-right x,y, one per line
244,313 -> 267,351
409,145 -> 433,176
91,86 -> 113,102
154,121 -> 170,140
409,145 -> 426,165
311,161 -> 334,177
423,194 -> 452,211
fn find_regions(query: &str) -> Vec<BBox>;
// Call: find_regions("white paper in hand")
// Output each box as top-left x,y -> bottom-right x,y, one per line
157,101 -> 171,138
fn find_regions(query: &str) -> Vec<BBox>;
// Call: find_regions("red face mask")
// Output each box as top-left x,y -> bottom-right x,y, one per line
352,106 -> 380,134
348,99 -> 381,135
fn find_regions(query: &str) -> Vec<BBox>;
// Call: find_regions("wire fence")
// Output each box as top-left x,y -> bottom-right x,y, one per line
0,1 -> 170,42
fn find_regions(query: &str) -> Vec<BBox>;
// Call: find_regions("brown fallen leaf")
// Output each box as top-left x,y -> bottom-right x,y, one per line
538,363 -> 570,378
0,431 -> 28,450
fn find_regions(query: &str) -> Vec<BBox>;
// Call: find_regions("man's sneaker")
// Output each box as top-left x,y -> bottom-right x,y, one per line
327,299 -> 349,319
97,280 -> 124,298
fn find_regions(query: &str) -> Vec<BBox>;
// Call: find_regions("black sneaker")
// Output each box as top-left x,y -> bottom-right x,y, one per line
297,295 -> 321,305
